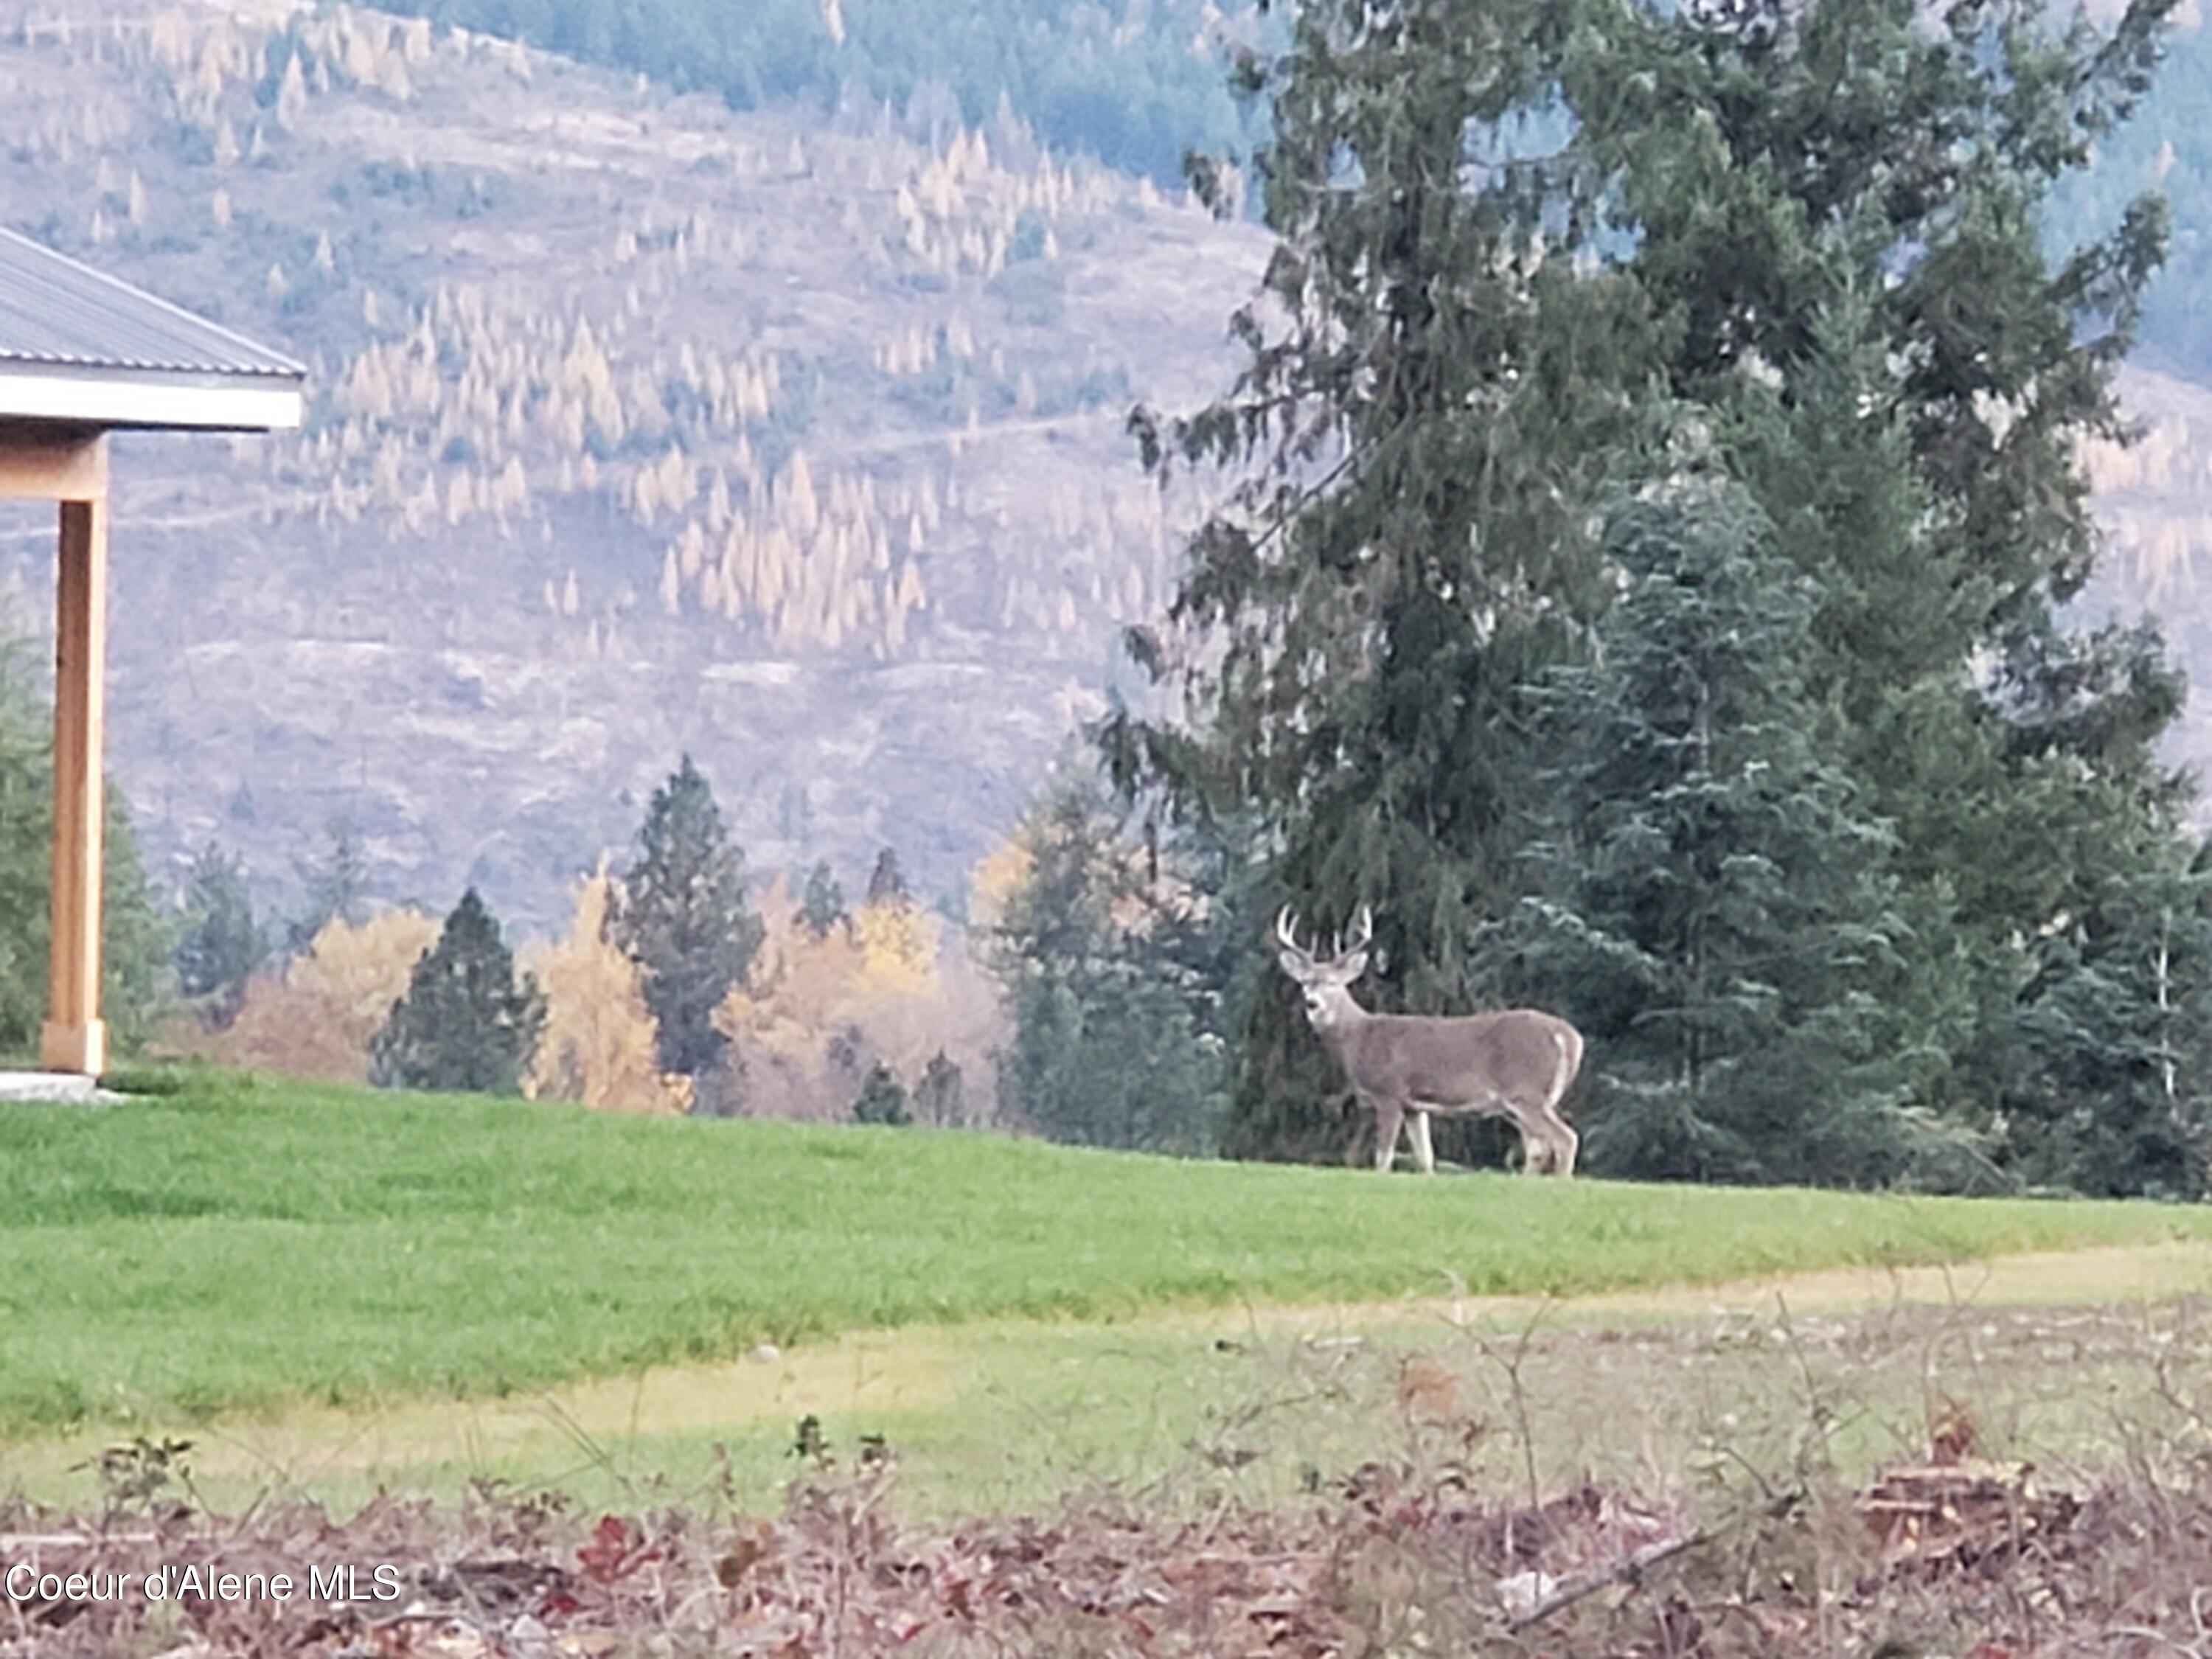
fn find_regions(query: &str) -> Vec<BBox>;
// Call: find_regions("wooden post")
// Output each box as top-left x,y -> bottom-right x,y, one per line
36,445 -> 109,1076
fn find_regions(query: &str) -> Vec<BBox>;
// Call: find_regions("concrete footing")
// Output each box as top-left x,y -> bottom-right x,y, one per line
0,1070 -> 122,1105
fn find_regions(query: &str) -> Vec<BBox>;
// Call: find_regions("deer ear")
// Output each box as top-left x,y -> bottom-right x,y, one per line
1339,950 -> 1370,981
1276,948 -> 1310,980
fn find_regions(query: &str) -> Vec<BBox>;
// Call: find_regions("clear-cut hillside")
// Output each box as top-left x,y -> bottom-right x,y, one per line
0,0 -> 1269,930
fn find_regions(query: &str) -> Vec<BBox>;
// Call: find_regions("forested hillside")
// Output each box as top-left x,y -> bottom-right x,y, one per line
9,0 -> 2212,1187
380,0 -> 1277,187
0,0 -> 1268,933
4,0 -> 2212,938
369,0 -> 2212,821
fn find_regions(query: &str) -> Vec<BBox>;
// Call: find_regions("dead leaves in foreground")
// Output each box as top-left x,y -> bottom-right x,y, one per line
6,1425 -> 2212,1658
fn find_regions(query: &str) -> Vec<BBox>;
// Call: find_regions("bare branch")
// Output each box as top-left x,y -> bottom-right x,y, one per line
1505,1486 -> 1807,1633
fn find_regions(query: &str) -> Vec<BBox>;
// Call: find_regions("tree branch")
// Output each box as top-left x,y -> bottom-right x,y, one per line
1504,1486 -> 1806,1633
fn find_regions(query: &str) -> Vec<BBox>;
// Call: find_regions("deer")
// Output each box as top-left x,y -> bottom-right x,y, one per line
1273,905 -> 1582,1177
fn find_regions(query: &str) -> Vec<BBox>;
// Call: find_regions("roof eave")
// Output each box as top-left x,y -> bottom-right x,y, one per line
0,362 -> 305,433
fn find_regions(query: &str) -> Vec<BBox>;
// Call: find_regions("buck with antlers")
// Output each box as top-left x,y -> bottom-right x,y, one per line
1274,905 -> 1582,1176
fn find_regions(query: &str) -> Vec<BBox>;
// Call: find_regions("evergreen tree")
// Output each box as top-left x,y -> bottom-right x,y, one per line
175,841 -> 265,1027
1980,829 -> 2212,1198
990,774 -> 1228,1152
98,792 -> 173,1058
0,628 -> 45,1051
610,755 -> 764,1087
0,625 -> 172,1059
291,816 -> 370,950
1502,443 -> 1916,1185
852,1060 -> 912,1126
1107,0 -> 2195,1189
798,859 -> 847,940
865,846 -> 908,908
1106,0 -> 1648,1160
913,1048 -> 966,1126
1597,0 -> 2191,1175
369,888 -> 546,1094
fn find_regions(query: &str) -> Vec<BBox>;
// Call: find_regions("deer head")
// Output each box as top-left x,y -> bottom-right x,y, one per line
1274,903 -> 1374,1032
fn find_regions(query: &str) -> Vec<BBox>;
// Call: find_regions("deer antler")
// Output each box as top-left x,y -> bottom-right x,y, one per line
1345,903 -> 1374,954
1283,904 -> 1372,964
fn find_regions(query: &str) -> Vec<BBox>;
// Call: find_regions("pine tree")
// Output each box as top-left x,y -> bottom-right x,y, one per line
175,841 -> 265,1026
0,628 -> 46,1051
852,1060 -> 912,1125
0,625 -> 172,1058
368,888 -> 546,1095
798,859 -> 847,940
912,1048 -> 966,1126
990,774 -> 1228,1151
291,817 -> 370,951
865,846 -> 908,908
1983,829 -> 2212,1198
1108,0 -> 2194,1187
610,755 -> 765,1088
1503,439 -> 1916,1185
97,793 -> 174,1059
1105,0 -> 1648,1160
1604,2 -> 2190,1177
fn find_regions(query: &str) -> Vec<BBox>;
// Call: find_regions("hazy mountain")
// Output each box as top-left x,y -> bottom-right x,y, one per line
0,0 -> 1268,931
2,0 -> 2208,945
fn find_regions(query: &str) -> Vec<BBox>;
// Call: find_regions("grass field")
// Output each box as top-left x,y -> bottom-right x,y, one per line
6,1068 -> 2212,1451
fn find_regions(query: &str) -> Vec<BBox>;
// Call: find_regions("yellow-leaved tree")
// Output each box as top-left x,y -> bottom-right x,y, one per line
521,862 -> 688,1113
714,873 -> 1006,1122
851,891 -> 935,992
204,908 -> 439,1082
966,832 -> 1032,932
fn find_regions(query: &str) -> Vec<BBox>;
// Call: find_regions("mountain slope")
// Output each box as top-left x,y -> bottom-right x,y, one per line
4,0 -> 2209,945
0,0 -> 1268,930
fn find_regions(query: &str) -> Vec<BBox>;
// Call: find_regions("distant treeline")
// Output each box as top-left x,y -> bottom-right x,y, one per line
381,0 -> 1272,186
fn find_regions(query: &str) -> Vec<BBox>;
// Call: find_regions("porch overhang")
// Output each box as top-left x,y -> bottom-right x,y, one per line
1,226 -> 307,1074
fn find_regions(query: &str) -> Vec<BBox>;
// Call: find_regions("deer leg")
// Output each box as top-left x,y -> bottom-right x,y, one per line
1549,1118 -> 1579,1178
1409,1109 -> 1436,1174
1517,1107 -> 1573,1177
1371,1096 -> 1405,1173
1516,1124 -> 1548,1176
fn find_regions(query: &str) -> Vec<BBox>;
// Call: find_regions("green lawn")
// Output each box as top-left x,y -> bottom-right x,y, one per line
4,1069 -> 2212,1436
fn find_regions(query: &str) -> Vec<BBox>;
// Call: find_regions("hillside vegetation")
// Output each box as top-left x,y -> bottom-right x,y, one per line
0,0 -> 2208,933
5,1072 -> 2212,1433
0,0 -> 1266,932
383,0 -> 1276,187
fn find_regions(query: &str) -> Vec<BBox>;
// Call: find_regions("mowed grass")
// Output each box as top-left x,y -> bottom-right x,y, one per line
5,1068 -> 2212,1436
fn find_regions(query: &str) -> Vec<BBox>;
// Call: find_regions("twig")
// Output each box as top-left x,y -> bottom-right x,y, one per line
0,1531 -> 157,1549
2104,1627 -> 2202,1658
1505,1486 -> 1805,1633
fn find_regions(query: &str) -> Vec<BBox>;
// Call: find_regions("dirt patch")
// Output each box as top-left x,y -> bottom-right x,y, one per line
1164,1238 -> 2212,1338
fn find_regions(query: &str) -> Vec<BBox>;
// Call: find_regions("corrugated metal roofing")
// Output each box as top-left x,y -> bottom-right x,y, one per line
0,226 -> 306,380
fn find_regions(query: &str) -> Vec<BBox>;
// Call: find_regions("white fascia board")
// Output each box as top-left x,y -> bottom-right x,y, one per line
0,370 -> 304,431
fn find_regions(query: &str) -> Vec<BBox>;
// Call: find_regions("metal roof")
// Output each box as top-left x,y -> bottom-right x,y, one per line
0,226 -> 306,380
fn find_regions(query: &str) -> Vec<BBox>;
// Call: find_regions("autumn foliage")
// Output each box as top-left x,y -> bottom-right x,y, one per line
522,864 -> 689,1113
714,876 -> 1006,1123
177,856 -> 1006,1121
198,909 -> 440,1082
